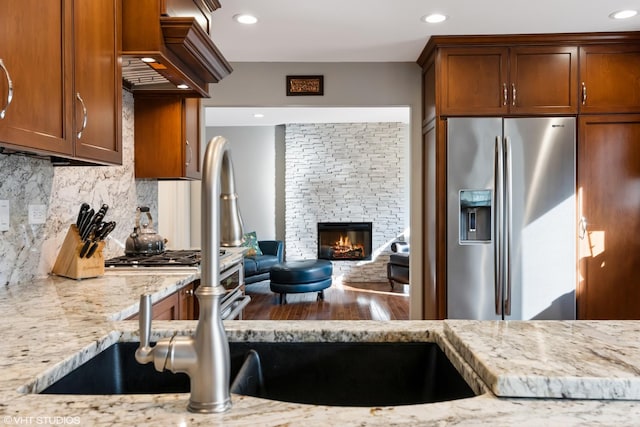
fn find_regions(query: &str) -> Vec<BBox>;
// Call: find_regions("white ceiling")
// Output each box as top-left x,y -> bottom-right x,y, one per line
210,0 -> 640,62
207,0 -> 639,126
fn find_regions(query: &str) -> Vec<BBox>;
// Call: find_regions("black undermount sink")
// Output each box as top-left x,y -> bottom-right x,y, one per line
41,342 -> 191,395
41,341 -> 475,406
229,342 -> 475,406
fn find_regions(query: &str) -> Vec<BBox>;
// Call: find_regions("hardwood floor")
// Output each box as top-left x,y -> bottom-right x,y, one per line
242,280 -> 410,320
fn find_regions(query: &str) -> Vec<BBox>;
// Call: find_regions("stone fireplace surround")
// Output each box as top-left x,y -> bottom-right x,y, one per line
284,122 -> 408,282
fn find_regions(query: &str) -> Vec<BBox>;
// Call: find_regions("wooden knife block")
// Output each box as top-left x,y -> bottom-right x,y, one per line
52,224 -> 105,279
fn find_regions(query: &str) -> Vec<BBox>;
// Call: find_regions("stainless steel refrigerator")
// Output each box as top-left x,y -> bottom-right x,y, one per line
447,117 -> 576,320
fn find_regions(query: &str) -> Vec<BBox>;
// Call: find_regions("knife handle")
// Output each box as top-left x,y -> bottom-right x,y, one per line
81,223 -> 97,242
85,242 -> 99,258
97,221 -> 115,241
76,203 -> 90,227
97,221 -> 116,240
92,212 -> 104,226
79,240 -> 92,258
93,204 -> 108,224
79,208 -> 94,237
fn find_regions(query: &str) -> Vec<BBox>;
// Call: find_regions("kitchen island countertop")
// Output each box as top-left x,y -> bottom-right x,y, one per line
2,271 -> 640,426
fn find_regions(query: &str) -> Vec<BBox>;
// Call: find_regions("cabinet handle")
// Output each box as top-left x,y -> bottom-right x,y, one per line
185,288 -> 194,297
185,140 -> 193,167
511,83 -> 516,107
581,82 -> 587,105
0,59 -> 13,120
579,216 -> 587,240
502,83 -> 507,106
75,92 -> 88,139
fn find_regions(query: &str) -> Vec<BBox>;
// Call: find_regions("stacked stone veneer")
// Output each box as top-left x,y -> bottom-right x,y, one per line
285,122 -> 407,282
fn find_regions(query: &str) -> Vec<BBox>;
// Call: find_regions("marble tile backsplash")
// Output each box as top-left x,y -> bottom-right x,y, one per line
0,89 -> 157,286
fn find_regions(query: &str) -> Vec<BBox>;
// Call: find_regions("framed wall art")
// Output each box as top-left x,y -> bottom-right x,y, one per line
286,75 -> 324,96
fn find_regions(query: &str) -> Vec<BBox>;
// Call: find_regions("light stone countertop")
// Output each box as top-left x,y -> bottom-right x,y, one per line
445,319 -> 640,400
1,266 -> 640,426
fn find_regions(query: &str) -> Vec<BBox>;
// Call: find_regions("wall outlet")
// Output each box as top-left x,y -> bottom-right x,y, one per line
28,204 -> 47,225
0,200 -> 9,231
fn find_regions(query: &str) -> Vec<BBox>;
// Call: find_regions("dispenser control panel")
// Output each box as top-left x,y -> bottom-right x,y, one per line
459,190 -> 492,243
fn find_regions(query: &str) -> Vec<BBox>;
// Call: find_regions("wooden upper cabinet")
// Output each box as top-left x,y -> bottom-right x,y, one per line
579,44 -> 640,114
134,96 -> 202,180
0,0 -> 121,165
72,0 -> 122,165
438,45 -> 578,116
439,47 -> 509,116
0,0 -> 73,156
509,46 -> 578,115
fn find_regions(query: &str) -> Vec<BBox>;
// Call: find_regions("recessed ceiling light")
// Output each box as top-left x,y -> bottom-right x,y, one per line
233,14 -> 258,24
421,13 -> 447,24
609,9 -> 638,19
177,84 -> 189,89
253,113 -> 264,118
140,57 -> 156,63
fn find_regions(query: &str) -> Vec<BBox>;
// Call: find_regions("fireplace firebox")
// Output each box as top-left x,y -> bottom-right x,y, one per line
317,222 -> 372,261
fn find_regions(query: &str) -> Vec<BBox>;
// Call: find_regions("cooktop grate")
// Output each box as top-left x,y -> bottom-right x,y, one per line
105,250 -> 205,267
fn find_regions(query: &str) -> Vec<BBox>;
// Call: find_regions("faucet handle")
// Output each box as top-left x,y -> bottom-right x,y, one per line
135,294 -> 154,363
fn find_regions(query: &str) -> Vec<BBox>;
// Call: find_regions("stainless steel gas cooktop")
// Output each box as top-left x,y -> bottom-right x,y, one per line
105,250 -> 203,268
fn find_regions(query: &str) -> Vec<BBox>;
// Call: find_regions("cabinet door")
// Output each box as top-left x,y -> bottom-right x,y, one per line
510,46 -> 578,114
127,292 -> 180,320
439,47 -> 508,116
578,114 -> 640,319
579,45 -> 640,113
72,0 -> 122,164
135,96 -> 201,179
184,98 -> 202,179
151,292 -> 180,320
0,0 -> 73,156
178,282 -> 196,320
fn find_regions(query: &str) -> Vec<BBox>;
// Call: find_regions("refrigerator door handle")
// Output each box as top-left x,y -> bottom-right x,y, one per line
504,136 -> 513,316
494,136 -> 503,315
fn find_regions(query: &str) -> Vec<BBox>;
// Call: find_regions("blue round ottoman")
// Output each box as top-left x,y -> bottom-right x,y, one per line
270,259 -> 333,304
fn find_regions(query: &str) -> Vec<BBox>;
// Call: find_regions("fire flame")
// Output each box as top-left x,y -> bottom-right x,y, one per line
337,235 -> 351,248
332,235 -> 365,258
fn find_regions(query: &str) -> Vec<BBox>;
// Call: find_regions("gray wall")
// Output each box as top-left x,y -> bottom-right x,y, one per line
205,126 -> 278,241
205,62 -> 421,110
204,62 -> 423,318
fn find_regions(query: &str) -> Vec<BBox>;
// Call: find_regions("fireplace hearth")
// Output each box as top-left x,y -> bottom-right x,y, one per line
318,222 -> 372,261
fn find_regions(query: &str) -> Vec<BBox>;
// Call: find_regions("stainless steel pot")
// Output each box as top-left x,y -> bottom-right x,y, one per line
125,207 -> 166,256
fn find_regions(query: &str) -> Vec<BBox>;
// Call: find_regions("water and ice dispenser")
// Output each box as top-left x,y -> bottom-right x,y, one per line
459,190 -> 491,243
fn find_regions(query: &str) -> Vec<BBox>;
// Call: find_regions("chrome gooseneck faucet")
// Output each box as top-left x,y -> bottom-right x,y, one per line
135,136 -> 244,413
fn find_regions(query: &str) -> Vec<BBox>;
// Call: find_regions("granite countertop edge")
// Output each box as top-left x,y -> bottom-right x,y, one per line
2,268 -> 640,425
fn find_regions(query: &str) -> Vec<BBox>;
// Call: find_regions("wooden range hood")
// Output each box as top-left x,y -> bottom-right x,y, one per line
121,0 -> 232,97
